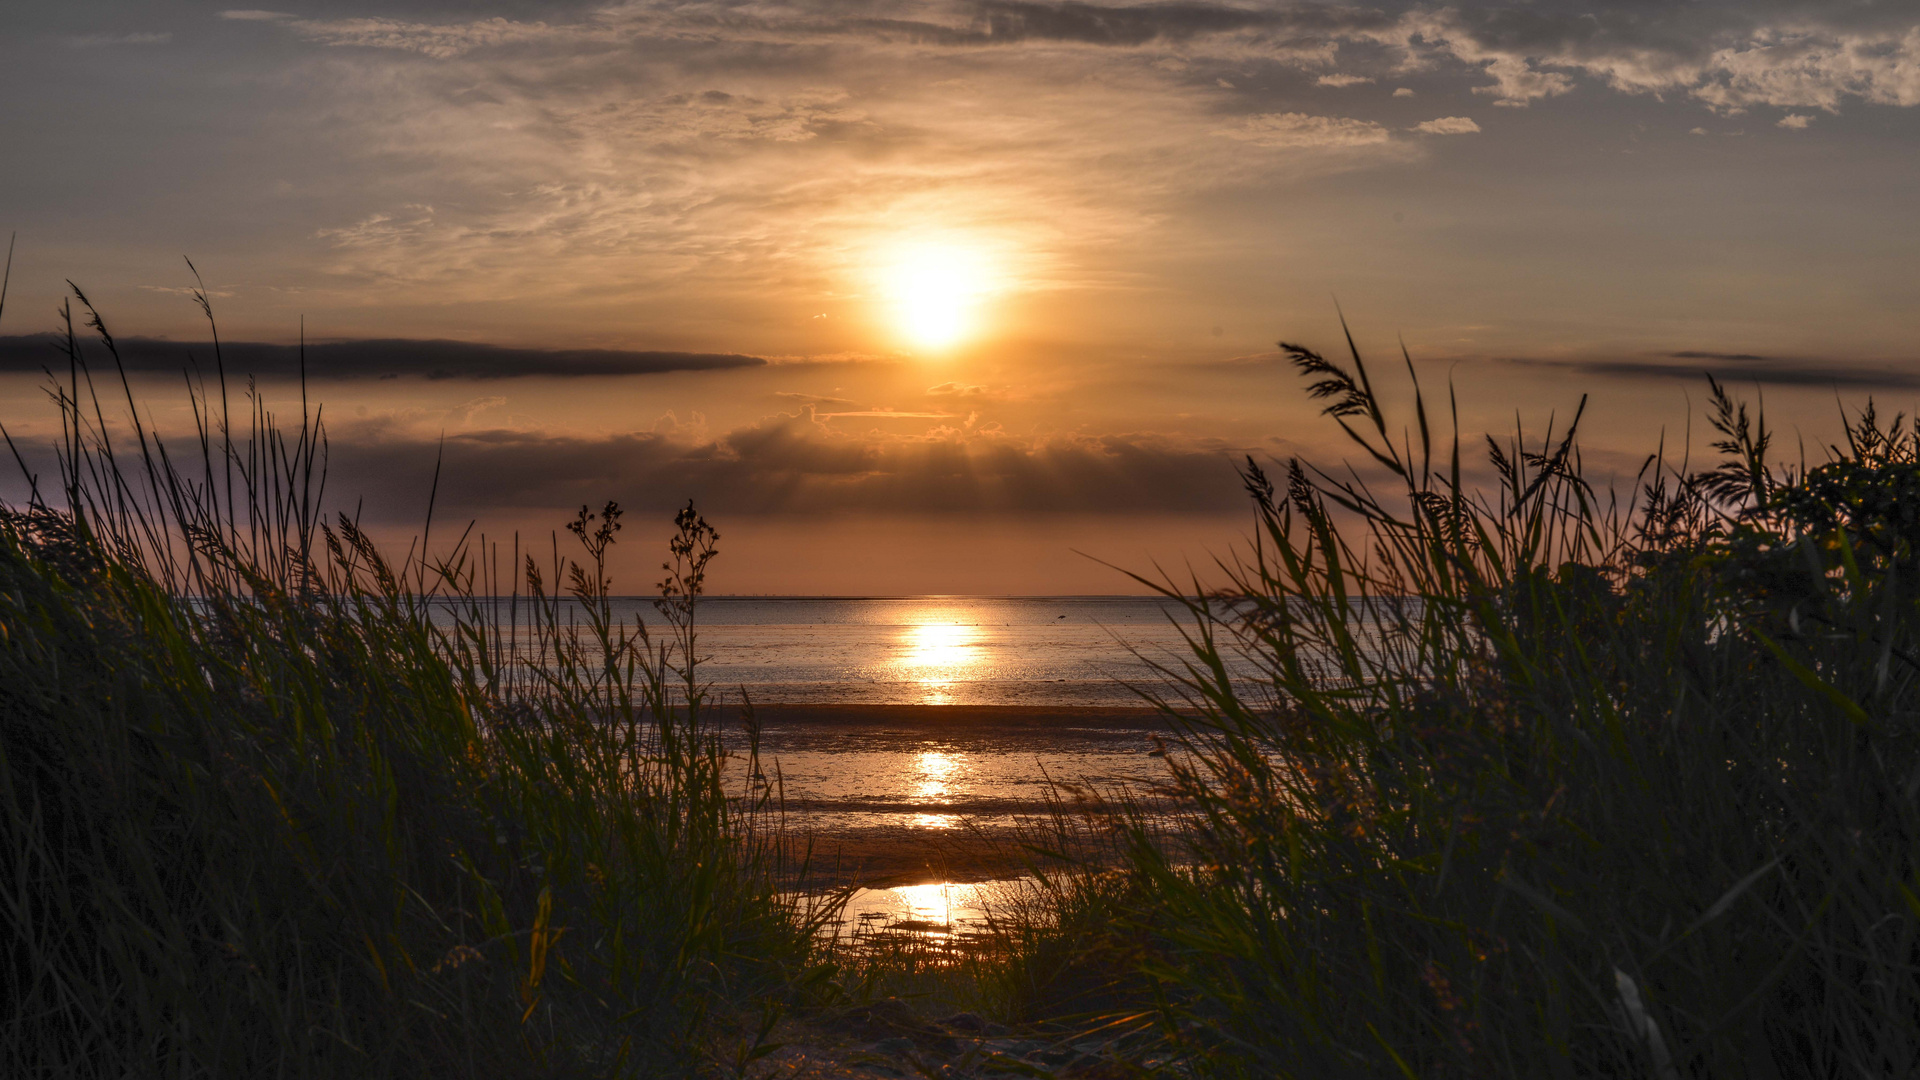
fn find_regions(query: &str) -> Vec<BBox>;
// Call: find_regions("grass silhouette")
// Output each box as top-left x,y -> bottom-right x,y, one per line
8,267 -> 1920,1077
1,279 -> 830,1077
1046,335 -> 1920,1077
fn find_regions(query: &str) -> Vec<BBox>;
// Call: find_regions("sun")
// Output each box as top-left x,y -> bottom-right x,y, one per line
883,243 -> 993,351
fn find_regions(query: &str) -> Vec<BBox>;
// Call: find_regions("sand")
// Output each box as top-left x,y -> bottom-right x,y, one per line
715,704 -> 1183,886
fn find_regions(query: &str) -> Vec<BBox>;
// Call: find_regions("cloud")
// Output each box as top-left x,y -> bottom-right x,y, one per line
1696,27 -> 1920,113
964,1 -> 1280,47
281,16 -> 557,60
218,10 -> 292,21
139,284 -> 235,299
765,354 -> 899,368
818,409 -> 954,419
450,396 -> 507,424
317,409 -> 1255,518
1509,354 -> 1920,390
1413,116 -> 1480,135
249,1 -> 1381,60
1776,113 -> 1812,129
239,1 -> 1920,121
1263,5 -> 1920,113
0,334 -> 768,380
1472,57 -> 1576,107
68,32 -> 172,48
212,3 -> 1437,307
925,382 -> 1006,401
199,0 -> 1920,314
1214,112 -> 1391,149
774,392 -> 860,408
1392,87 -> 1415,97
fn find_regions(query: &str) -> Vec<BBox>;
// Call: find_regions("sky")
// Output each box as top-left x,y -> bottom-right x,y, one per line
2,0 -> 1918,593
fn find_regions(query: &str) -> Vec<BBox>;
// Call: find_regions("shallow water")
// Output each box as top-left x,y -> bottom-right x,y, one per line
453,596 -> 1238,935
835,878 -> 1032,943
746,717 -> 1172,831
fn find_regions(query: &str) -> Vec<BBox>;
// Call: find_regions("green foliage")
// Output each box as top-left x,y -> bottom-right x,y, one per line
0,283 -> 825,1077
1101,333 -> 1920,1077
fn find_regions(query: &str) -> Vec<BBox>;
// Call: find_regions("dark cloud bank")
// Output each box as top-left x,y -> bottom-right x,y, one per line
0,334 -> 766,380
1515,353 -> 1920,390
860,0 -> 1341,46
321,410 -> 1255,520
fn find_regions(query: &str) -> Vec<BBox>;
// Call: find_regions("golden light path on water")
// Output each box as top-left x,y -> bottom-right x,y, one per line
841,880 -> 1015,944
846,613 -> 998,920
911,749 -> 964,829
464,597 -> 1213,938
893,609 -> 988,706
896,621 -> 982,706
756,599 -> 1205,937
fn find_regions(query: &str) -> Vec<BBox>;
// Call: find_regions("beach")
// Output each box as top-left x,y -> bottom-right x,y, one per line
715,704 -> 1180,884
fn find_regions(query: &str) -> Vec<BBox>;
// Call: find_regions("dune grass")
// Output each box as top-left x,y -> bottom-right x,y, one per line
1035,337 -> 1920,1077
1,285 -> 831,1077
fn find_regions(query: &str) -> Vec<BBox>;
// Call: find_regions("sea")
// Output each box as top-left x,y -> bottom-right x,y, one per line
694,596 -> 1231,937
693,595 -> 1209,708
472,595 -> 1254,938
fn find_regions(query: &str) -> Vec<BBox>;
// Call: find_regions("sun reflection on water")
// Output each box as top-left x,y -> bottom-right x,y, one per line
895,618 -> 984,704
891,882 -> 962,925
914,749 -> 957,798
903,622 -> 978,668
908,747 -> 968,826
840,880 -> 1014,941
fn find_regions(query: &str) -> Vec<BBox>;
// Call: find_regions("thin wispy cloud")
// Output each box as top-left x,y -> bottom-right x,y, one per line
818,409 -> 954,419
199,0 -> 1917,309
68,32 -> 171,48
925,382 -> 1007,401
1413,116 -> 1481,135
258,2 -> 1920,116
1213,113 -> 1394,149
774,392 -> 861,408
281,16 -> 559,60
64,0 -> 1876,348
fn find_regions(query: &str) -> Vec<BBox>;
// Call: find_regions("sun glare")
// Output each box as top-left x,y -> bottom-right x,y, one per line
884,244 -> 993,351
894,619 -> 984,704
903,622 -> 978,669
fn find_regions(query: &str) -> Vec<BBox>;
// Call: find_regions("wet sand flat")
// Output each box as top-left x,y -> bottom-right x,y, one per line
711,704 -> 1183,884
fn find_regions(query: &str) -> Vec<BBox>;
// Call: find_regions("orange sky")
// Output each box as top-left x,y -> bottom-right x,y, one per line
3,1 -> 1919,592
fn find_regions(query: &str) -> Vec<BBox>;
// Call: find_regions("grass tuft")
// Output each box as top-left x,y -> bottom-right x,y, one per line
1069,327 -> 1920,1077
1,285 -> 827,1077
